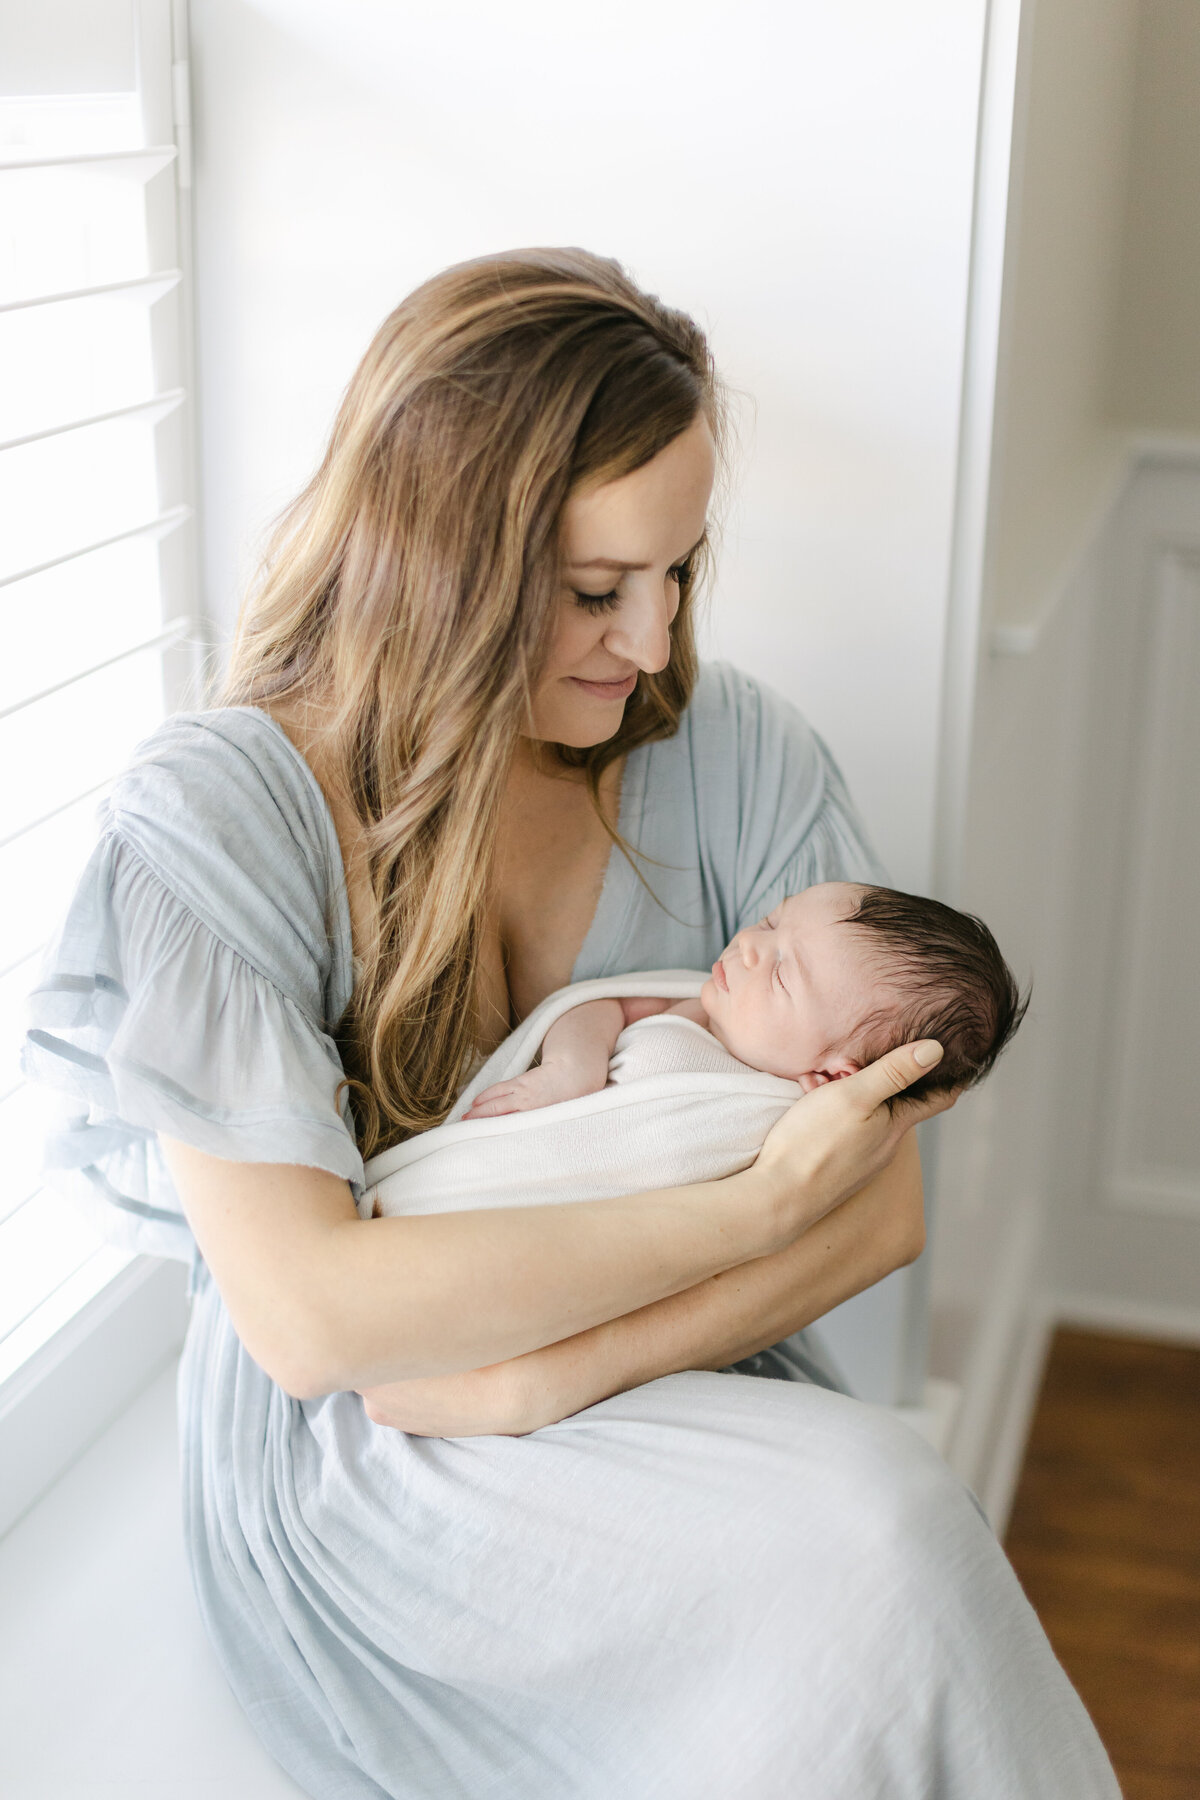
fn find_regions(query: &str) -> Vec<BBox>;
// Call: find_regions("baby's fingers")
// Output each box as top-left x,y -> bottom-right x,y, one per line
463,1084 -> 518,1120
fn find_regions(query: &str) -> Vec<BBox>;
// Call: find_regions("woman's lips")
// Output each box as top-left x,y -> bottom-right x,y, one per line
568,673 -> 638,701
712,959 -> 729,992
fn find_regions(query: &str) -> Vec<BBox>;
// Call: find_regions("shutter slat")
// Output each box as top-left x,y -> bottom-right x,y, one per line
0,147 -> 177,177
0,617 -> 193,724
0,388 -> 185,454
0,778 -> 114,855
0,269 -> 182,316
0,503 -> 190,591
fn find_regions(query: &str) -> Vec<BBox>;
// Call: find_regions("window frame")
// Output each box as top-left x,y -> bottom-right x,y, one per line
0,0 -> 202,1530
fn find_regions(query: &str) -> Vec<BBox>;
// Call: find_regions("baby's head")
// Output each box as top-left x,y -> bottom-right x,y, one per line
699,882 -> 1027,1098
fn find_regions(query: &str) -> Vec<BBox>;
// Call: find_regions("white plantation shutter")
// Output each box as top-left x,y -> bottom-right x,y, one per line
0,0 -> 199,1385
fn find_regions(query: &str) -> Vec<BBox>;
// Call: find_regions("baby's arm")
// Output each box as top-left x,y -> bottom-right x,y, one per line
463,997 -> 676,1119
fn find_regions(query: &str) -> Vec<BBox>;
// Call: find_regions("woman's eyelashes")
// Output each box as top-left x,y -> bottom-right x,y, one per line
572,588 -> 620,612
571,559 -> 694,613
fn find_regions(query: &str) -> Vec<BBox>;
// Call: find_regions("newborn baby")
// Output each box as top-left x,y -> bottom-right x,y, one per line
465,881 -> 1026,1119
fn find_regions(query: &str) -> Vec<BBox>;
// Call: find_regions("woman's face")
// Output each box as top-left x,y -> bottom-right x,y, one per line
527,413 -> 716,748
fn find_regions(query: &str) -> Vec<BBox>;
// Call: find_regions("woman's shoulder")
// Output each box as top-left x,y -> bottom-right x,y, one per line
672,661 -> 828,811
108,704 -> 322,820
645,661 -> 881,915
106,706 -> 336,875
100,706 -> 350,995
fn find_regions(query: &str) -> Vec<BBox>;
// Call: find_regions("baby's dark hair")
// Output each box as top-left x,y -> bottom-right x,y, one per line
841,886 -> 1029,1101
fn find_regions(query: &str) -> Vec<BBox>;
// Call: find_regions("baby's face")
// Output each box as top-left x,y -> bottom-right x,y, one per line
699,883 -> 888,1083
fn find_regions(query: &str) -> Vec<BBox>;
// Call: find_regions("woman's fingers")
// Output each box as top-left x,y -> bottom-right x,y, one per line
846,1040 -> 944,1115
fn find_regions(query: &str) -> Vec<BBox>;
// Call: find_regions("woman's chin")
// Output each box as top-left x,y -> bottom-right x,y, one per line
526,707 -> 627,750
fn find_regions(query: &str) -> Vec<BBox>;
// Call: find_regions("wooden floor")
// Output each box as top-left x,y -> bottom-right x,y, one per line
1005,1328 -> 1200,1800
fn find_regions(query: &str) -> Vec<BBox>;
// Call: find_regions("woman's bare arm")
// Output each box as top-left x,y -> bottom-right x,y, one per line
163,1040 -> 945,1404
357,1134 -> 924,1434
160,1139 -> 777,1399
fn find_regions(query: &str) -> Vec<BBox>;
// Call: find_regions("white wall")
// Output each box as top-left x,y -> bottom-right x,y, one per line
984,0 -> 1138,635
930,0 -> 1200,1522
1041,456 -> 1200,1316
188,0 -> 985,892
985,0 -> 1200,637
1110,0 -> 1200,431
933,448 -> 1200,1523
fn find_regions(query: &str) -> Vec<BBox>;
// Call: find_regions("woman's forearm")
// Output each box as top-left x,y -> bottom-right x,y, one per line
331,1182 -> 780,1390
164,1045 -> 942,1404
161,1136 -> 781,1397
359,1136 -> 926,1435
508,1135 -> 925,1428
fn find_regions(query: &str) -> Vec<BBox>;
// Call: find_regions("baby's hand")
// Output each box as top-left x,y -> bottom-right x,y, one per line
463,1063 -> 599,1119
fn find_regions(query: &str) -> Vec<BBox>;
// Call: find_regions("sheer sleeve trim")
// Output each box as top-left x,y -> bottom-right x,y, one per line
22,835 -> 363,1262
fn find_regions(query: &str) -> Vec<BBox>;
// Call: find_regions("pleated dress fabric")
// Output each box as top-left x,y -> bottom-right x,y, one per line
23,663 -> 1119,1799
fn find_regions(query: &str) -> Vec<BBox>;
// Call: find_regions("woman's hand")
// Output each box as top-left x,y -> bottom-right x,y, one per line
357,1360 -> 536,1437
752,1040 -> 956,1248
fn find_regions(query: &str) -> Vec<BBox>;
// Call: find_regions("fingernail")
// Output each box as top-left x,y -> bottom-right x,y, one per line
913,1040 -> 943,1067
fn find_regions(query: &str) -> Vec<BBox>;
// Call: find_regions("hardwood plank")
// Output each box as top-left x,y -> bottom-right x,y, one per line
1005,1328 -> 1200,1799
1112,1770 -> 1200,1800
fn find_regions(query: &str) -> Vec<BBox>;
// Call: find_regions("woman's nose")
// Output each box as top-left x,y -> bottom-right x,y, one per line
605,584 -> 673,673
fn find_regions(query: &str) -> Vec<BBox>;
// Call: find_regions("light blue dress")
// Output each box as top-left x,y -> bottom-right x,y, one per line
23,664 -> 1118,1799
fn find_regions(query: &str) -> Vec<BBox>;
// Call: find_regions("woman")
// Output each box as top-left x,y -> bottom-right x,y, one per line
27,250 -> 1117,1797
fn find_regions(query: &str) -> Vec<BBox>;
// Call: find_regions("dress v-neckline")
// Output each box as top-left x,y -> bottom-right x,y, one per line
568,743 -> 649,984
240,702 -> 649,1005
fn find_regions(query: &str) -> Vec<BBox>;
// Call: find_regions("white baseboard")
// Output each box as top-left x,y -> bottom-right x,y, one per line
889,1376 -> 961,1457
941,1191 -> 1045,1531
1048,1289 -> 1200,1347
976,1301 -> 1053,1537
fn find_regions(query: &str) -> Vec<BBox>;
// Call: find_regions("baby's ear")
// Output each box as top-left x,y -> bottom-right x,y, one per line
795,1057 -> 861,1092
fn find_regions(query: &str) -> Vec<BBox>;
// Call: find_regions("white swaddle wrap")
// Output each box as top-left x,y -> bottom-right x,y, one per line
364,971 -> 802,1218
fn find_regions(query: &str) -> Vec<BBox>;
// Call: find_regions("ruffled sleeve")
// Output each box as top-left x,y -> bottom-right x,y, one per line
21,711 -> 363,1262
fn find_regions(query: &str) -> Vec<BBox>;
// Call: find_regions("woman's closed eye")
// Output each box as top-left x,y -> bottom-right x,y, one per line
572,588 -> 621,612
572,558 -> 694,613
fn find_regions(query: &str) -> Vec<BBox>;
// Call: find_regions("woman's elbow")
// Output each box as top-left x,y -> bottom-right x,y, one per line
251,1295 -> 428,1399
272,1356 -> 345,1402
231,1291 -> 366,1399
243,1328 -> 347,1400
883,1138 -> 927,1268
895,1204 -> 926,1268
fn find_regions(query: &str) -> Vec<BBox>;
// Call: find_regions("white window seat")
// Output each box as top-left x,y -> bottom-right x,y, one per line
0,1356 -> 958,1798
0,1360 -> 305,1799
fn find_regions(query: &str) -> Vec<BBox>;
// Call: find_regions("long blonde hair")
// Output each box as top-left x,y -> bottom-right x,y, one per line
220,248 -> 725,1154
